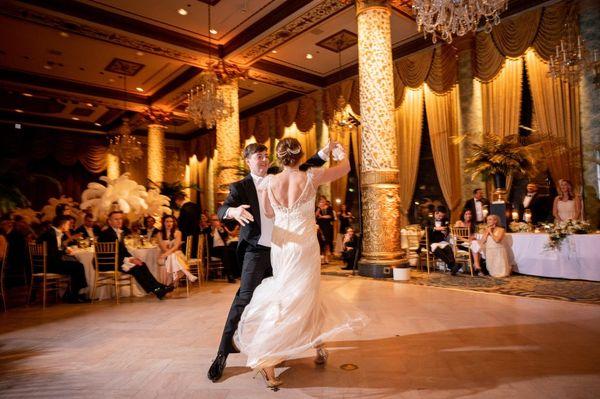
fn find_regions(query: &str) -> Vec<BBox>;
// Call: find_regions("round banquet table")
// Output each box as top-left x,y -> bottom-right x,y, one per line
71,246 -> 162,300
506,233 -> 600,281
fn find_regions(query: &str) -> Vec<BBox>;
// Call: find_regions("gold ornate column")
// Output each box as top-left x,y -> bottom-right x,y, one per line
147,124 -> 166,183
107,154 -> 120,179
356,0 -> 404,277
215,80 -> 240,203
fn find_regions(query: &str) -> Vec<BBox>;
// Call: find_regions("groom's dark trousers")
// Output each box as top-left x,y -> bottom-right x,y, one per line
218,243 -> 272,354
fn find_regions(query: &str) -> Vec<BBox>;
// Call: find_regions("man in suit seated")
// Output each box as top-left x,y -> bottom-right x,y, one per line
462,188 -> 489,225
75,213 -> 101,240
208,214 -> 235,283
518,183 -> 550,224
139,215 -> 160,241
98,211 -> 173,300
426,206 -> 460,275
341,227 -> 358,270
37,216 -> 88,303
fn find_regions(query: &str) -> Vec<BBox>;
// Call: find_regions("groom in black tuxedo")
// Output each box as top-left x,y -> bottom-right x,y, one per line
207,142 -> 330,382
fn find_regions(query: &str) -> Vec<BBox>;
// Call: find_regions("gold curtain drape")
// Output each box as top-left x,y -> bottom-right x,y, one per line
282,123 -> 318,166
424,84 -> 463,221
525,49 -> 582,189
27,134 -> 109,173
395,87 -> 424,226
481,57 -> 523,138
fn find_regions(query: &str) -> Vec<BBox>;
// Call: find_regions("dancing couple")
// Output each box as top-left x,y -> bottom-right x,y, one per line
207,138 -> 366,389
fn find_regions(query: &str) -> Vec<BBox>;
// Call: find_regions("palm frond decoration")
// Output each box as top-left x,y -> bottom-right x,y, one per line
465,134 -> 544,181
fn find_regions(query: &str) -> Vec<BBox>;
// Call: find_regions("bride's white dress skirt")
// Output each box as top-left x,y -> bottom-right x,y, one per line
233,170 -> 367,369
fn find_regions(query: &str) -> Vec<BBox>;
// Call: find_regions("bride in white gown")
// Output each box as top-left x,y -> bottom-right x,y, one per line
233,138 -> 367,388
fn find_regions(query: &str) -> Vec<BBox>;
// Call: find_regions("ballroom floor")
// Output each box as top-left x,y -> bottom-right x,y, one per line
1,276 -> 599,399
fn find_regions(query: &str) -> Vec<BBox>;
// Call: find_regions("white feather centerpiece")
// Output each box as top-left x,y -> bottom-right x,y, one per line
80,173 -> 171,222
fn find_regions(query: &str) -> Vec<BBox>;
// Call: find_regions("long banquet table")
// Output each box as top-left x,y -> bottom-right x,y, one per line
72,246 -> 162,300
506,233 -> 600,281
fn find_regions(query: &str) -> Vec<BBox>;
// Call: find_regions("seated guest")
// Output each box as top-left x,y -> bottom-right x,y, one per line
223,221 -> 240,278
341,227 -> 358,270
208,215 -> 235,283
481,215 -> 511,278
140,216 -> 160,241
518,183 -> 550,224
158,215 -> 197,285
553,179 -> 582,222
454,210 -> 489,276
37,216 -> 88,303
75,213 -> 101,240
200,214 -> 211,235
62,215 -> 82,246
462,188 -> 489,224
426,206 -> 459,275
98,211 -> 173,300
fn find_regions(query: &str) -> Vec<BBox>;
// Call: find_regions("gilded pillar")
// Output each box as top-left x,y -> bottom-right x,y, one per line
216,80 -> 241,204
455,35 -> 484,201
356,0 -> 404,277
147,123 -> 166,183
107,154 -> 120,179
579,0 -> 600,226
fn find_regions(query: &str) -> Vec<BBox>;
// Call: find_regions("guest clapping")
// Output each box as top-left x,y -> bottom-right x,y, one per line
481,215 -> 511,278
158,215 -> 198,285
553,179 -> 582,222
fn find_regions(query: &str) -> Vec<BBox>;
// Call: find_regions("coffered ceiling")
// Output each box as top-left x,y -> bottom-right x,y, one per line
0,0 -> 552,138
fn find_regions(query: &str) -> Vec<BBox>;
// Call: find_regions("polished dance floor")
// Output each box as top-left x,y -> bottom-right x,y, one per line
1,275 -> 599,398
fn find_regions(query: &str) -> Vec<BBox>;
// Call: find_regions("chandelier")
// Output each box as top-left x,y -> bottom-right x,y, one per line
412,0 -> 508,44
548,10 -> 599,87
108,118 -> 143,165
108,75 -> 143,165
186,4 -> 245,128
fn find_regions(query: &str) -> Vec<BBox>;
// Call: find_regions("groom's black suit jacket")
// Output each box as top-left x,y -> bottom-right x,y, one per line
217,153 -> 326,251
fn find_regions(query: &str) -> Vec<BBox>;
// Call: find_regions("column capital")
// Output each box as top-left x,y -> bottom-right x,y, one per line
356,0 -> 390,16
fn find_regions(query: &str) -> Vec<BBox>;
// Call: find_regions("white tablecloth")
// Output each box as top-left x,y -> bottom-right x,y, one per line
72,246 -> 162,300
506,233 -> 600,281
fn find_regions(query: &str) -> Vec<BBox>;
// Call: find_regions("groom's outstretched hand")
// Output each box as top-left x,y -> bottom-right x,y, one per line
228,204 -> 254,226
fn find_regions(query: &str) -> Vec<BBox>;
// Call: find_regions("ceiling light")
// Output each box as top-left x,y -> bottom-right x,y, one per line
209,29 -> 218,35
108,78 -> 115,83
94,122 -> 102,127
15,123 -> 22,130
136,51 -> 144,56
271,50 -> 278,54
60,32 -> 69,38
43,65 -> 52,70
15,109 -> 24,113
86,102 -> 94,107
72,117 -> 80,121
177,8 -> 188,16
306,53 -> 313,59
22,93 -> 33,97
136,87 -> 144,92
252,81 -> 259,85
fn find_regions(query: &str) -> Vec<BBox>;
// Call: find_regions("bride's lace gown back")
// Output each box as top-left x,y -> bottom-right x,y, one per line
233,169 -> 365,368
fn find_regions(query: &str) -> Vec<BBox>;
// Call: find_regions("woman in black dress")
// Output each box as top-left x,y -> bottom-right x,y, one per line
337,204 -> 353,234
316,197 -> 335,264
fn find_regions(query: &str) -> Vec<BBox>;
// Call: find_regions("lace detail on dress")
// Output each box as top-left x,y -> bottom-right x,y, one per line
265,169 -> 321,213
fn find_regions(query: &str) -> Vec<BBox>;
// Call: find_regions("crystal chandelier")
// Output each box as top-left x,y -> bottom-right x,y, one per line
548,11 -> 599,86
108,118 -> 143,165
186,4 -> 244,128
108,76 -> 143,165
412,0 -> 508,44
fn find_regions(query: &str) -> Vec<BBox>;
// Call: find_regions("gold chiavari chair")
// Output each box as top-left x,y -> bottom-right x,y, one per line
0,240 -> 7,312
185,235 -> 204,288
204,235 -> 224,281
405,229 -> 423,272
450,226 -> 474,276
418,229 -> 433,274
92,241 -> 133,304
27,242 -> 69,309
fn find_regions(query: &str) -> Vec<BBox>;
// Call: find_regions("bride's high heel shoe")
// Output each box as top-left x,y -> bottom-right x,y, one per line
314,347 -> 329,365
255,368 -> 282,389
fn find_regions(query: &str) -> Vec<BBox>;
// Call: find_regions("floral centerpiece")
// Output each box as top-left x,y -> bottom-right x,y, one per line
544,220 -> 592,250
509,221 -> 532,233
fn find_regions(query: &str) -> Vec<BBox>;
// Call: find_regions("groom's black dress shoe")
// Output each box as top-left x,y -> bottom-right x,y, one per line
208,352 -> 227,382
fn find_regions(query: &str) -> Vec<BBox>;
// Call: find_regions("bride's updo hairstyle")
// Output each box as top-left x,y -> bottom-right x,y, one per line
276,137 -> 304,166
